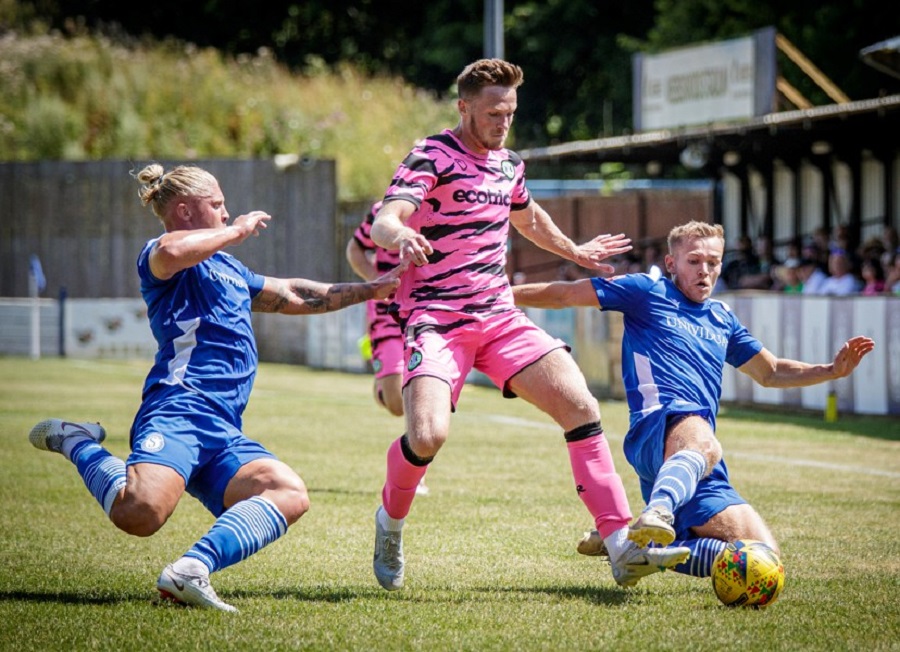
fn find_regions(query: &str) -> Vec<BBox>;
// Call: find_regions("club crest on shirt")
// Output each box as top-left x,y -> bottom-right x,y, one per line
407,350 -> 423,371
501,160 -> 515,180
140,432 -> 165,453
373,359 -> 383,373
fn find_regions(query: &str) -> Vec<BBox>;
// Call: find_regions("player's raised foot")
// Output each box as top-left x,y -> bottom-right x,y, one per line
156,564 -> 238,612
576,530 -> 608,557
373,506 -> 405,591
415,478 -> 430,496
610,543 -> 690,588
28,418 -> 106,454
627,506 -> 676,548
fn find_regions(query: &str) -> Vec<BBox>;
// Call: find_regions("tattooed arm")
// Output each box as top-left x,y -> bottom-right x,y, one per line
252,266 -> 404,315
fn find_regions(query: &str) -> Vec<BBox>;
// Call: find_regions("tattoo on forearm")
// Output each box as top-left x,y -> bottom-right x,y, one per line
291,281 -> 371,313
330,283 -> 371,309
293,284 -> 330,312
253,279 -> 372,314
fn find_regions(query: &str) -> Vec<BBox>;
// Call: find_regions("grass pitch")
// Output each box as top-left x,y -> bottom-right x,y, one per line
0,357 -> 897,651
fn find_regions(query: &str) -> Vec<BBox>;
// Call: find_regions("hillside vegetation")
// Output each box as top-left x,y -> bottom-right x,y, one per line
0,28 -> 457,200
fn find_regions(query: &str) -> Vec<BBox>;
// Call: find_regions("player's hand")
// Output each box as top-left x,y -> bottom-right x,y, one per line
370,262 -> 407,300
230,211 -> 271,242
398,233 -> 433,267
832,336 -> 875,377
572,233 -> 633,274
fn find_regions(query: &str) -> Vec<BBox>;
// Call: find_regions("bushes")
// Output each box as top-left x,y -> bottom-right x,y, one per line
0,29 -> 456,200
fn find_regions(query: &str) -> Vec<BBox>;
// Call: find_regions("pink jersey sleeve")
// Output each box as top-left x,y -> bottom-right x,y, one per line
352,200 -> 400,273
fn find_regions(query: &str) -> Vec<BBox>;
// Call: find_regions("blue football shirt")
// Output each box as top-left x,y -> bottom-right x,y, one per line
590,272 -> 763,429
136,237 -> 266,423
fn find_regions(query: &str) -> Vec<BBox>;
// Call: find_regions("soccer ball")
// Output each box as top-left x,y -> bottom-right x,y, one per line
711,540 -> 785,608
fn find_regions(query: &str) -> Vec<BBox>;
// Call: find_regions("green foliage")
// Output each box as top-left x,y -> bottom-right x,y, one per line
0,357 -> 898,650
0,30 -> 456,200
644,0 -> 896,105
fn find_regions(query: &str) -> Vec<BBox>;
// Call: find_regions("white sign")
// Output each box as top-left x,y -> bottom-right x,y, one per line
634,29 -> 775,130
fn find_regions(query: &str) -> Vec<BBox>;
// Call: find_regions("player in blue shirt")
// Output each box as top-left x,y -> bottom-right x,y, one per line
513,220 -> 874,578
28,163 -> 402,612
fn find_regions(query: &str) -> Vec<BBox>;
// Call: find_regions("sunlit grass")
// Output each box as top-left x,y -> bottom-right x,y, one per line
0,357 -> 897,651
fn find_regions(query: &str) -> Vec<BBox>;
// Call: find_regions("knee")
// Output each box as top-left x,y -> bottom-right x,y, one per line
405,428 -> 445,459
694,437 -> 722,472
275,482 -> 310,525
109,500 -> 169,537
405,414 -> 448,458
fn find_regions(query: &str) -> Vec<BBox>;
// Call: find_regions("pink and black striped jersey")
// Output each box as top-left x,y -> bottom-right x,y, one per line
351,200 -> 401,323
382,129 -> 531,318
352,200 -> 401,274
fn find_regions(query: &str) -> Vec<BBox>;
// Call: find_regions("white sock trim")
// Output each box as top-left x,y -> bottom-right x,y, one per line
378,507 -> 404,532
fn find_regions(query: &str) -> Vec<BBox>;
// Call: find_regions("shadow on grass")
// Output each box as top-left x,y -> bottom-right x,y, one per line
720,404 -> 900,442
0,589 -> 146,605
232,583 -> 631,606
0,583 -> 640,610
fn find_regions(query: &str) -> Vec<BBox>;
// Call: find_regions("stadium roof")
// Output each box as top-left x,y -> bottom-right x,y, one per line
519,94 -> 900,171
860,35 -> 900,81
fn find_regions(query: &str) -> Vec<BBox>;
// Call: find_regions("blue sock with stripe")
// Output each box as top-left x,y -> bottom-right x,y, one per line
184,496 -> 288,573
669,537 -> 727,577
71,440 -> 127,517
647,449 -> 707,514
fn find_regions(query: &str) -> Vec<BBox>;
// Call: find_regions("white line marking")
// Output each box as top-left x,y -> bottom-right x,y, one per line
479,414 -> 900,479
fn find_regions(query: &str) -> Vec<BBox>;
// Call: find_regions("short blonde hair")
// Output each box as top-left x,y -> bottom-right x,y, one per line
133,163 -> 218,219
667,221 -> 725,253
457,59 -> 524,100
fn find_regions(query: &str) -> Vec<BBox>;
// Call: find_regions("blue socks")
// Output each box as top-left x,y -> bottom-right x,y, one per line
184,496 -> 288,574
669,537 -> 727,577
71,440 -> 127,516
647,449 -> 707,514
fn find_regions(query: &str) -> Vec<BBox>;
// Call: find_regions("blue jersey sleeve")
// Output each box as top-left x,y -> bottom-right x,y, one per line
136,237 -> 264,297
590,273 -> 655,313
717,303 -> 764,368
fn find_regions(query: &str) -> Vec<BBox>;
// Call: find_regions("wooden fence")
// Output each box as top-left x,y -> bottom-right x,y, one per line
0,158 -> 339,298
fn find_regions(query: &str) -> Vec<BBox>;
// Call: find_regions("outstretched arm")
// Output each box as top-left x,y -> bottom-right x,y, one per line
739,336 -> 875,388
509,201 -> 631,275
252,265 -> 404,315
370,199 -> 433,267
511,278 -> 599,309
150,211 -> 270,280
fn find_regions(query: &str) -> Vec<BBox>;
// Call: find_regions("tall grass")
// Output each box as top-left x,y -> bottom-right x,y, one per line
0,357 -> 898,651
0,28 -> 457,200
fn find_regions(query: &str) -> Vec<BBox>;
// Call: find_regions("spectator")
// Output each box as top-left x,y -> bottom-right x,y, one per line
721,235 -> 759,289
880,226 -> 899,273
774,258 -> 804,293
811,228 -> 831,267
738,235 -> 781,290
860,257 -> 886,295
799,258 -> 829,295
819,249 -> 862,296
884,254 -> 900,295
640,241 -> 665,275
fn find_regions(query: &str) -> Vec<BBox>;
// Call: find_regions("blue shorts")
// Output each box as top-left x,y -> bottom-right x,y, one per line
128,391 -> 276,517
623,402 -> 746,540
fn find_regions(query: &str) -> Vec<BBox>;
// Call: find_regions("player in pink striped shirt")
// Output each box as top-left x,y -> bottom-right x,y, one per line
368,58 -> 689,591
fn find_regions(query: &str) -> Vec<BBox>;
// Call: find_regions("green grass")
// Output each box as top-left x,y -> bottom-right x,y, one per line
0,357 -> 898,651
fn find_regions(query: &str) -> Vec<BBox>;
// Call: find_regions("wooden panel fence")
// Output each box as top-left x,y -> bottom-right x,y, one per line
0,158 -> 338,298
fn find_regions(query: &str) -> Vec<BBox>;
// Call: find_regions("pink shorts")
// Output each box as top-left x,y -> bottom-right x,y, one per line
403,308 -> 567,407
367,302 -> 403,379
